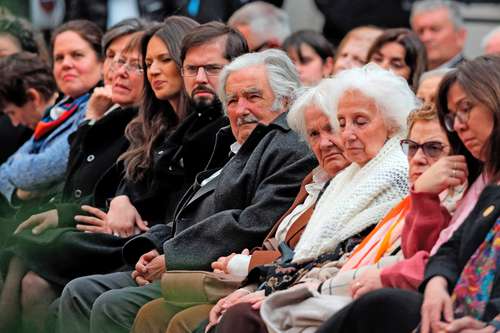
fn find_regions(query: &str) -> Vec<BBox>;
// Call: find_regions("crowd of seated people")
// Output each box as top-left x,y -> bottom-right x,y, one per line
0,0 -> 499,333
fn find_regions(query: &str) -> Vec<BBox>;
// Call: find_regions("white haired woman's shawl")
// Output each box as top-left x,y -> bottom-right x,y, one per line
292,135 -> 409,263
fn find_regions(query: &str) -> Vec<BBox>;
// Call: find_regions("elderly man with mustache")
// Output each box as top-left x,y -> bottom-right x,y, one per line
53,48 -> 317,333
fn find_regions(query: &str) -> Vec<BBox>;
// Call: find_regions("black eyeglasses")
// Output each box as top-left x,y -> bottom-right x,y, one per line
400,139 -> 448,158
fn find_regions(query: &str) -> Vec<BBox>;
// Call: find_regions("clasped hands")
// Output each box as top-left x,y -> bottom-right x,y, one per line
131,249 -> 166,286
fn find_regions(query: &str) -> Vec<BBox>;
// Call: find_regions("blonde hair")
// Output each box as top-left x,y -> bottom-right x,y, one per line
407,102 -> 438,135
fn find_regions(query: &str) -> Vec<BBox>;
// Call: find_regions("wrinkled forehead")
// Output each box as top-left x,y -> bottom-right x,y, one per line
225,65 -> 270,94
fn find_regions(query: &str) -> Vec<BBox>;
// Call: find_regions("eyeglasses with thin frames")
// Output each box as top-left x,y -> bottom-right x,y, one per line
111,58 -> 144,75
181,64 -> 225,77
444,108 -> 472,132
400,139 -> 448,159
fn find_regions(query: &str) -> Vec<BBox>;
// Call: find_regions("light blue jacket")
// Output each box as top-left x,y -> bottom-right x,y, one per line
0,94 -> 89,203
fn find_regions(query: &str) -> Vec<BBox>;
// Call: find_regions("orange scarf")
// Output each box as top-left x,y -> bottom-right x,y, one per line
341,196 -> 411,271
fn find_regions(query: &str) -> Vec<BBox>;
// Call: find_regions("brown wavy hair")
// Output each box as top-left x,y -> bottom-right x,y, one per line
120,16 -> 199,182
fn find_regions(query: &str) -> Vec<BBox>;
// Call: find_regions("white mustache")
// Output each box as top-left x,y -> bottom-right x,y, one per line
237,115 -> 259,126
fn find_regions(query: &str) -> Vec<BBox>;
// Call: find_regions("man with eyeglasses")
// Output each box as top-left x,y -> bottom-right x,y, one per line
180,22 -> 248,110
54,26 -> 316,333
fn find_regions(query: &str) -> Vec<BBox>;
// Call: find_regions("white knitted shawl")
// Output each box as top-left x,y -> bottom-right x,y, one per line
292,136 -> 409,263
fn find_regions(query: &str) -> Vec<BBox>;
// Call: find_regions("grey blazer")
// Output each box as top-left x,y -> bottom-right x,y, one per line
122,112 -> 317,271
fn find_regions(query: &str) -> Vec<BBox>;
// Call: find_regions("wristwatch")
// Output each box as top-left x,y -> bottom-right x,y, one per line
488,319 -> 500,332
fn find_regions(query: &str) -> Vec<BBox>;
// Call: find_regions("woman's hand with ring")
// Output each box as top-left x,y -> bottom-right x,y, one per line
413,155 -> 468,194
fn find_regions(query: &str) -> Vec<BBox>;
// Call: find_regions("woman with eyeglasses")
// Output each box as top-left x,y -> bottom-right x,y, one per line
313,55 -> 500,333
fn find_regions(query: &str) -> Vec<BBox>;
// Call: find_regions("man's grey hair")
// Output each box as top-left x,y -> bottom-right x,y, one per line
287,82 -> 333,142
418,67 -> 453,86
218,49 -> 301,114
228,1 -> 291,45
481,26 -> 500,51
325,63 -> 420,137
410,0 -> 464,29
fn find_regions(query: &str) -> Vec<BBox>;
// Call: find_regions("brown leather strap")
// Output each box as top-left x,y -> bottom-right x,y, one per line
286,204 -> 314,248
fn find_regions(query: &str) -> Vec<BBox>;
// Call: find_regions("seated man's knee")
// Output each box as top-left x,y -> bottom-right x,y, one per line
58,275 -> 95,311
91,289 -> 131,323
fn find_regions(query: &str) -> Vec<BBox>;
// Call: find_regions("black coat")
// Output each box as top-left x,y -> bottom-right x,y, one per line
123,112 -> 317,271
62,106 -> 137,204
115,105 -> 230,226
53,107 -> 137,228
422,184 -> 500,322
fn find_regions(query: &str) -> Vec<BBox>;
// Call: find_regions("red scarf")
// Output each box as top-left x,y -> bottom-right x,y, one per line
33,100 -> 79,141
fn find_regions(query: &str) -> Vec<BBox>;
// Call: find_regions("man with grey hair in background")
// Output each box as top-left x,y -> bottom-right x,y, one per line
410,0 -> 467,69
228,1 -> 291,51
481,26 -> 500,55
53,48 -> 316,333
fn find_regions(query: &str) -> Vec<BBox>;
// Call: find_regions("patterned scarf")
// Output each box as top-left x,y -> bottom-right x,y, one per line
34,97 -> 78,141
30,94 -> 89,153
452,217 -> 500,319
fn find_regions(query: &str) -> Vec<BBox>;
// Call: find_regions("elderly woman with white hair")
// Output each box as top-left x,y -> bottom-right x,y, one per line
203,63 -> 417,333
